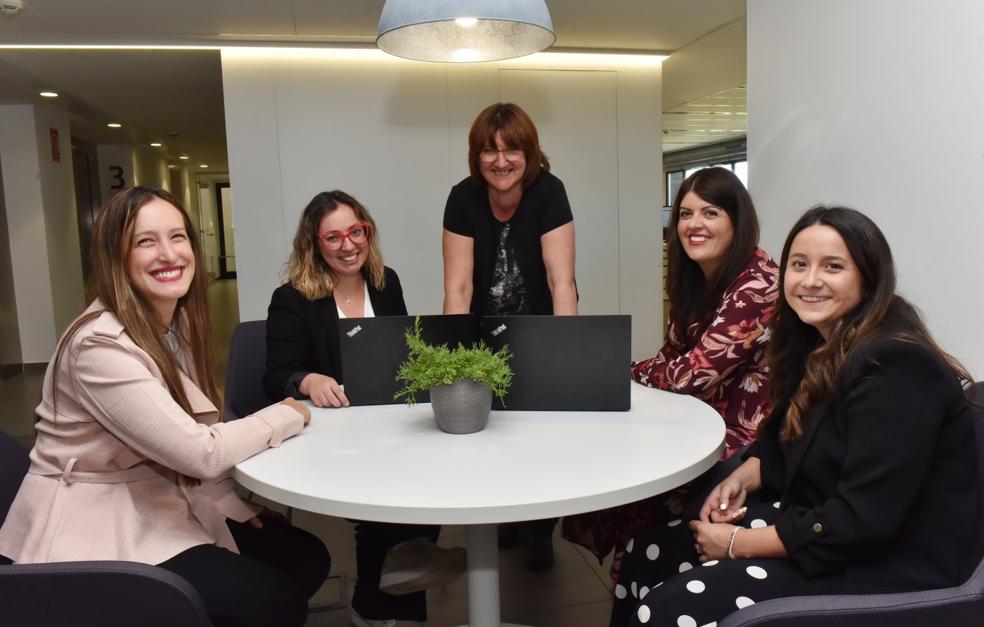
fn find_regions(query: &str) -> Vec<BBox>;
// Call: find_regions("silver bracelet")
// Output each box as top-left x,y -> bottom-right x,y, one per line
727,526 -> 742,560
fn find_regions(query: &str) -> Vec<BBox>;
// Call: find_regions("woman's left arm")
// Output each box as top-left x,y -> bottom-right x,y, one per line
541,222 -> 577,315
774,342 -> 952,577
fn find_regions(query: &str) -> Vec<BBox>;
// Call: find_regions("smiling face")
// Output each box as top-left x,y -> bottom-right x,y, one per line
317,204 -> 368,279
677,190 -> 735,278
479,131 -> 527,195
127,197 -> 195,327
784,224 -> 865,339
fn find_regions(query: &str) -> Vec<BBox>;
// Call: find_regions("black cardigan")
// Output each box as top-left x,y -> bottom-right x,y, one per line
747,339 -> 981,592
262,267 -> 407,400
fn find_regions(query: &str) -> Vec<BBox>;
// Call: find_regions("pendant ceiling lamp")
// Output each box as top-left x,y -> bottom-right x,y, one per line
377,0 -> 556,63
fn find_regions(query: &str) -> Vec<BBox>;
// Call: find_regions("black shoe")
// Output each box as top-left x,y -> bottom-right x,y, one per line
524,533 -> 555,571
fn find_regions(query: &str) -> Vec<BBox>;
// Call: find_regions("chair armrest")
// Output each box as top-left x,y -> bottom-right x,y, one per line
0,560 -> 212,627
718,584 -> 984,627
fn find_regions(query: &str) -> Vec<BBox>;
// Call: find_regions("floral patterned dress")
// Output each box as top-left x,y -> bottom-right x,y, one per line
562,248 -> 779,568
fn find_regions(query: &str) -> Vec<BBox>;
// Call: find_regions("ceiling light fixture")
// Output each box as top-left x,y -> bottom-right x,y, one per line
107,122 -> 122,128
376,0 -> 555,63
39,91 -> 59,98
150,142 -> 162,147
179,155 -> 189,160
199,164 -> 208,168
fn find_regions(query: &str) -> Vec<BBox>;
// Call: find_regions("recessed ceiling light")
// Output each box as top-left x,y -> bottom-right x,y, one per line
167,165 -> 177,169
199,164 -> 208,168
150,142 -> 162,147
107,122 -> 122,128
39,91 -> 59,98
179,155 -> 189,160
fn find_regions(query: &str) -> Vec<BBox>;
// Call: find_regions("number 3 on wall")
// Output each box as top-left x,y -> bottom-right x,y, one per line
109,165 -> 126,190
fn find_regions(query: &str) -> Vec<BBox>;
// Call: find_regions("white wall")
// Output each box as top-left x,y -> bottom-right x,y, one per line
33,103 -> 85,337
748,0 -> 984,376
0,105 -> 62,362
222,50 -> 664,358
132,144 -> 172,190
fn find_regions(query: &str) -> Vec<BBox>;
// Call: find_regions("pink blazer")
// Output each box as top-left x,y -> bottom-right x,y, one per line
0,304 -> 305,565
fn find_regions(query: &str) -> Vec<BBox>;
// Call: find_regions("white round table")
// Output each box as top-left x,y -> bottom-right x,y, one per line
235,382 -> 725,627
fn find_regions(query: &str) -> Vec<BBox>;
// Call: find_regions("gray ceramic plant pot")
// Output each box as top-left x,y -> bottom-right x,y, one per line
429,379 -> 493,434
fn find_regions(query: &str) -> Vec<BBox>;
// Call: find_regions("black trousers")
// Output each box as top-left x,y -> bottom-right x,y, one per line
351,521 -> 440,621
611,501 -> 845,627
159,517 -> 330,627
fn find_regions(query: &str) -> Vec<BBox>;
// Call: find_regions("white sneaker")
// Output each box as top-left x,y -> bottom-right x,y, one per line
378,537 -> 466,595
350,609 -> 423,627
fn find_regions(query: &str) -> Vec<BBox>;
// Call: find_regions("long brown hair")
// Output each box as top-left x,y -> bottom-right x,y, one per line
53,187 -> 218,414
768,205 -> 971,440
667,167 -> 760,328
283,190 -> 386,301
467,102 -> 550,189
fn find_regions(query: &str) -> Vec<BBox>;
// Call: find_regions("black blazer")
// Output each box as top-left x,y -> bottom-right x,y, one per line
263,267 -> 407,400
748,339 -> 981,592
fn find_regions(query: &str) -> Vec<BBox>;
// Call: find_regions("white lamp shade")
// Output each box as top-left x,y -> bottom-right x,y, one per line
377,0 -> 556,63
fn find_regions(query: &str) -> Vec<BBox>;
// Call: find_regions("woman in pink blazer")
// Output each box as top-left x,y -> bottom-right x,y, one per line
0,187 -> 329,627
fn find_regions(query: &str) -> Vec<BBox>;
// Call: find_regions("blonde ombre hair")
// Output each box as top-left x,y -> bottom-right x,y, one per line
283,190 -> 386,301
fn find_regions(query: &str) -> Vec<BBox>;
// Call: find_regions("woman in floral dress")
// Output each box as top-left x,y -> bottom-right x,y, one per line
564,167 -> 779,577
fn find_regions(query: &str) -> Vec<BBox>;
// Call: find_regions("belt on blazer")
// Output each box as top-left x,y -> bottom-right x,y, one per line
33,458 -> 165,485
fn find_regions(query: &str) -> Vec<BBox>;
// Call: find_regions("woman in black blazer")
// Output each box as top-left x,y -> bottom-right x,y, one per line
611,206 -> 981,627
264,190 -> 463,627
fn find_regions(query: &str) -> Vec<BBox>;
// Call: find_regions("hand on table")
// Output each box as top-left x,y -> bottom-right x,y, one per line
247,506 -> 289,529
299,373 -> 349,408
280,397 -> 312,424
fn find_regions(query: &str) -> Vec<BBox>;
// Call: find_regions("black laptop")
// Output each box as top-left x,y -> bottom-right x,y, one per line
337,314 -> 479,406
337,314 -> 631,410
480,315 -> 631,411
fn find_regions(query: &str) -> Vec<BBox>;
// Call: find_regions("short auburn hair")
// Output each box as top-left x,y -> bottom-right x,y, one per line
467,102 -> 550,189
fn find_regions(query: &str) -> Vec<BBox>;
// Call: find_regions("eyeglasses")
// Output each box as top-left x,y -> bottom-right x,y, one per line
318,222 -> 370,250
479,148 -> 524,163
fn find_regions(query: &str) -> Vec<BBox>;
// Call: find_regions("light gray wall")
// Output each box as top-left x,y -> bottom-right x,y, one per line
748,0 -> 984,376
662,16 -> 746,110
222,51 -> 665,358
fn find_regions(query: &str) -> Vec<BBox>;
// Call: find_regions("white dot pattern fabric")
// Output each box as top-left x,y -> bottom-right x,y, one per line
637,605 -> 652,623
646,544 -> 661,560
626,538 -> 635,553
614,583 -> 627,599
750,518 -> 767,528
746,565 -> 768,580
679,561 -> 694,572
686,580 -> 706,593
702,560 -> 719,566
735,596 -> 755,609
668,519 -> 683,527
676,615 -> 697,627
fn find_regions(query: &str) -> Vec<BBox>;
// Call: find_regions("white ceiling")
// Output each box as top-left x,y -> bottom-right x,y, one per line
0,0 -> 748,169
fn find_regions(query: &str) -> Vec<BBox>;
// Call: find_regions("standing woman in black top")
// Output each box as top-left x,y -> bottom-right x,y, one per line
442,103 -> 577,569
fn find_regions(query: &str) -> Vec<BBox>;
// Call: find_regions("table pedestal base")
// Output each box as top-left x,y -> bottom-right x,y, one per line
455,523 -> 530,627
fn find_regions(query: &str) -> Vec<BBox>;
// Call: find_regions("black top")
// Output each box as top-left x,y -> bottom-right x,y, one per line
747,339 -> 981,591
443,171 -> 573,315
262,266 -> 408,400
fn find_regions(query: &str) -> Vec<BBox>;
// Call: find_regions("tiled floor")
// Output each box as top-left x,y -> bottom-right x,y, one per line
0,279 -> 615,626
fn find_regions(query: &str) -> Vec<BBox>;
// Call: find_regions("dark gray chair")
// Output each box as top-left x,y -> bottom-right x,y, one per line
0,429 -> 213,627
719,381 -> 984,626
223,319 -> 271,421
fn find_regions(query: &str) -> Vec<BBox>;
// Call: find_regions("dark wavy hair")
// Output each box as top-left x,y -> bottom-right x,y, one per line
767,205 -> 971,440
467,102 -> 549,190
667,167 -> 760,327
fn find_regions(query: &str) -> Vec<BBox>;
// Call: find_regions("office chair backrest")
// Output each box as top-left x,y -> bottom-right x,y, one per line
0,429 -> 30,524
223,320 -> 270,421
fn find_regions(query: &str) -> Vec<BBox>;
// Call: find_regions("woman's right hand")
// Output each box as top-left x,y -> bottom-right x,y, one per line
298,373 -> 350,408
700,476 -> 748,524
280,397 -> 311,425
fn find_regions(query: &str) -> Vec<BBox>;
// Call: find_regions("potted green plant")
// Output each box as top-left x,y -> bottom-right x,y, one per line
394,317 -> 513,434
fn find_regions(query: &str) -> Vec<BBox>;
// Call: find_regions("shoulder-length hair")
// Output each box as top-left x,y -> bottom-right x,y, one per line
283,190 -> 386,301
666,167 -> 760,327
467,102 -> 550,190
53,186 -> 218,415
768,205 -> 971,440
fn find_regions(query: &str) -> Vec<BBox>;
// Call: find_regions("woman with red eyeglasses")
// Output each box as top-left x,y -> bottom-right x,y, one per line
264,190 -> 464,626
